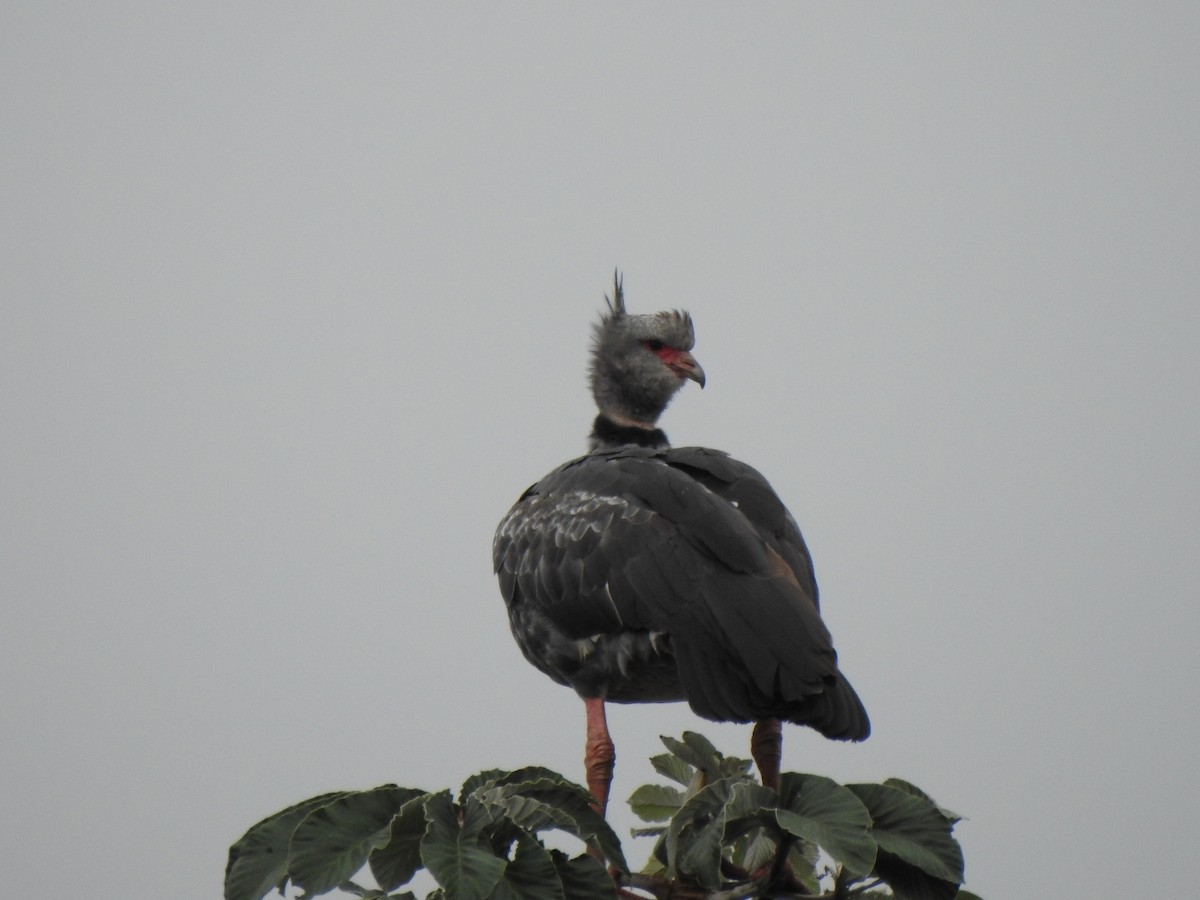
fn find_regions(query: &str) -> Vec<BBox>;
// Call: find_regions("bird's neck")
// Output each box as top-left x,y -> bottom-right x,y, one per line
588,413 -> 670,451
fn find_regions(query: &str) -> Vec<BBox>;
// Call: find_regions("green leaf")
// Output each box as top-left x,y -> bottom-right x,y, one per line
871,850 -> 960,900
458,770 -> 512,804
551,851 -> 616,900
290,785 -> 426,898
639,848 -> 667,877
680,731 -> 723,763
488,830 -> 564,900
458,766 -> 566,805
682,732 -> 751,779
486,766 -> 570,788
420,792 -> 507,900
663,778 -> 729,887
884,778 -> 962,824
478,768 -> 588,851
369,793 -> 431,891
847,783 -> 964,884
477,777 -> 627,872
649,752 -> 693,787
660,732 -> 726,779
224,792 -> 351,900
786,840 -> 822,895
775,773 -> 876,876
675,818 -> 724,889
627,784 -> 684,822
721,780 -> 782,838
664,778 -> 777,890
478,788 -> 571,835
955,891 -> 985,900
731,826 -> 779,874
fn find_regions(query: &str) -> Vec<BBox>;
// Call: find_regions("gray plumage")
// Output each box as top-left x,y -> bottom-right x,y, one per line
493,274 -> 869,741
587,275 -> 700,432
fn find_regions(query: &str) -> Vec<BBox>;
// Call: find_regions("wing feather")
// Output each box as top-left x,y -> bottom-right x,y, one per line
493,446 -> 869,739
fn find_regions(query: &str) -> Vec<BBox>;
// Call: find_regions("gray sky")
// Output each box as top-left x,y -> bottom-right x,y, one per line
3,4 -> 1197,898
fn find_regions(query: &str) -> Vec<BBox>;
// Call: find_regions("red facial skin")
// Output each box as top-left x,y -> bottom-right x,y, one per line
646,341 -> 706,387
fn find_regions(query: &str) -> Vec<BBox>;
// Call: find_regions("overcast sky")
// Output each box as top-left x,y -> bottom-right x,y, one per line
3,4 -> 1197,899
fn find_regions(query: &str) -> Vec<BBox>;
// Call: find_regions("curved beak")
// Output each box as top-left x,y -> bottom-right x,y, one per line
671,352 -> 706,388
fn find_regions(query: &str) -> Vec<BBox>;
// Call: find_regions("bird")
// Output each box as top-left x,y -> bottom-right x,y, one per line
493,272 -> 868,814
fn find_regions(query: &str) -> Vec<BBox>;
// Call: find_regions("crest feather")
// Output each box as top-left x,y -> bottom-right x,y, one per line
603,269 -> 626,319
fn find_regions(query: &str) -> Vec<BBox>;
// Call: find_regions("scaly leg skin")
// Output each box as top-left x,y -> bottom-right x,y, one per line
751,717 -> 783,792
584,696 -> 616,815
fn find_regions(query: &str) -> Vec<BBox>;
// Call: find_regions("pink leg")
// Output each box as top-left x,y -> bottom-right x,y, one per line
751,718 -> 783,792
584,697 -> 616,815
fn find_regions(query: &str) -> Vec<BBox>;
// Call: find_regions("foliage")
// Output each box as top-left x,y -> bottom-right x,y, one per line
225,732 -> 980,900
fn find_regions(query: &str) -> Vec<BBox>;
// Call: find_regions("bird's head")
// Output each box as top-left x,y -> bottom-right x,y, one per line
589,271 -> 706,428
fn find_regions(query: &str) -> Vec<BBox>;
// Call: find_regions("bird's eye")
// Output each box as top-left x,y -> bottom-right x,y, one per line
646,340 -> 664,352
